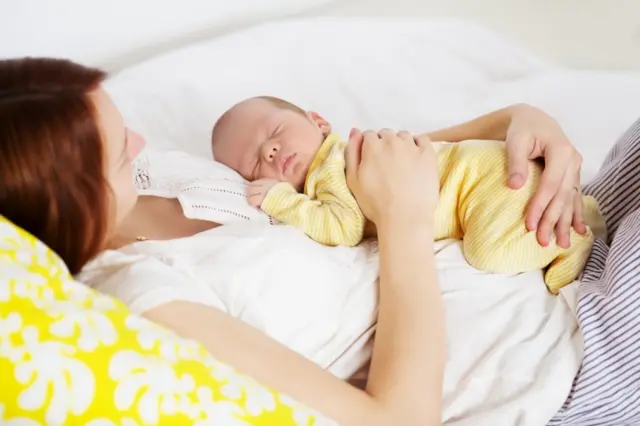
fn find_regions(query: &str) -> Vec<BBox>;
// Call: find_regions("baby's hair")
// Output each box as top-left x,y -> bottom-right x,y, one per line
211,95 -> 306,151
256,95 -> 306,116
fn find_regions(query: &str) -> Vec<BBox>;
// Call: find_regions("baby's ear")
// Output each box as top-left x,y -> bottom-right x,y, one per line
307,111 -> 332,137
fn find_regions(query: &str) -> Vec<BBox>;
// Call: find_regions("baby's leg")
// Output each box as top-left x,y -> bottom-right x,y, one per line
461,157 -> 553,271
459,151 -> 602,293
463,193 -> 601,293
462,204 -> 563,281
543,228 -> 593,293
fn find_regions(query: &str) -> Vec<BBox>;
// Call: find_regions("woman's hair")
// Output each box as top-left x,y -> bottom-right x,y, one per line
0,58 -> 109,274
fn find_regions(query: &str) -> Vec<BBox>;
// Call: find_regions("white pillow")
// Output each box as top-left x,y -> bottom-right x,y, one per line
106,17 -> 552,158
0,0 -> 336,71
134,149 -> 271,226
106,17 -> 640,182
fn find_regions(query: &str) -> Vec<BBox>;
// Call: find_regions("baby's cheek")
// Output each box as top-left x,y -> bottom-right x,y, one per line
257,167 -> 279,181
289,167 -> 306,191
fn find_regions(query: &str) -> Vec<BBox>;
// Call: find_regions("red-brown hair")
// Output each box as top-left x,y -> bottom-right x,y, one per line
0,57 -> 109,274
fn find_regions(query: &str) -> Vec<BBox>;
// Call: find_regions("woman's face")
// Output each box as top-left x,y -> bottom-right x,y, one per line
91,88 -> 145,227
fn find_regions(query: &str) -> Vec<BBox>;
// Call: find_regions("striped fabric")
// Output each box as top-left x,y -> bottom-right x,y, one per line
549,118 -> 640,425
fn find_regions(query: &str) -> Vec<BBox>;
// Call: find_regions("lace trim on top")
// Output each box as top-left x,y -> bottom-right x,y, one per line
132,150 -> 276,225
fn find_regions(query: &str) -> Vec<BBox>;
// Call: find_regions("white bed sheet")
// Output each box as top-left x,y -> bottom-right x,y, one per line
435,240 -> 580,426
103,17 -> 640,425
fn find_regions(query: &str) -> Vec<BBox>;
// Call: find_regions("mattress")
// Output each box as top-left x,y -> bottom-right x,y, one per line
102,17 -> 640,425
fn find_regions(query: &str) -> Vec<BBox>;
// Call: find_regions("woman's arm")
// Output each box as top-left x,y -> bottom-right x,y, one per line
144,130 -> 444,426
367,220 -> 443,424
422,103 -> 525,143
144,221 -> 441,425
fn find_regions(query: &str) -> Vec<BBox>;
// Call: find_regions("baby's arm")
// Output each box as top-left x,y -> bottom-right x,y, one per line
261,146 -> 365,247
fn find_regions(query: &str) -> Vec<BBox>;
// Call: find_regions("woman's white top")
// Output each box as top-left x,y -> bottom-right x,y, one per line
79,150 -> 380,379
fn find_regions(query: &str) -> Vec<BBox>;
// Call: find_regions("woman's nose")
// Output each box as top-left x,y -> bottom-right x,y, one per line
128,129 -> 146,158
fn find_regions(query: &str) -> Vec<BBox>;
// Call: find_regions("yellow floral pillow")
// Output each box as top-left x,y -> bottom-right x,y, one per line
0,216 -> 336,425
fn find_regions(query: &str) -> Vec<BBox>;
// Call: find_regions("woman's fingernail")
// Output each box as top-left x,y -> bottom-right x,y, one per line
349,128 -> 356,138
526,217 -> 537,231
509,173 -> 523,187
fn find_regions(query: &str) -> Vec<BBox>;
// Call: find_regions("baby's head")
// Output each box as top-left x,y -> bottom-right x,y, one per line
211,96 -> 331,191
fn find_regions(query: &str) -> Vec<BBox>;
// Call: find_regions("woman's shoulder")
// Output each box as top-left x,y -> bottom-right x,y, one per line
80,243 -> 226,316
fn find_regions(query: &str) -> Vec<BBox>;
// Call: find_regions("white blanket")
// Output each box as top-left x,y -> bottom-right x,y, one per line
83,215 -> 581,426
99,17 -> 640,425
436,240 -> 581,425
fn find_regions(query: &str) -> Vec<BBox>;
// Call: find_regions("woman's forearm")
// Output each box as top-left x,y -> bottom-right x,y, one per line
423,104 -> 529,142
144,219 -> 444,426
367,219 -> 444,425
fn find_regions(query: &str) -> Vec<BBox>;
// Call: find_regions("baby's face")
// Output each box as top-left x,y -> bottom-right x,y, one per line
212,98 -> 325,191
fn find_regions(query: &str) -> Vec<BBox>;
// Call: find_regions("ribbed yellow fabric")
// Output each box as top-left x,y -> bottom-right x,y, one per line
434,139 -> 605,294
261,133 -> 365,247
262,136 -> 605,293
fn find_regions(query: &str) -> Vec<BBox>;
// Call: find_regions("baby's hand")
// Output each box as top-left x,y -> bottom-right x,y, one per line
247,178 -> 280,208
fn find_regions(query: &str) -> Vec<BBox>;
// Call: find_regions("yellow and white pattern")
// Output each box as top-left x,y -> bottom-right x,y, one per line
0,216 -> 335,425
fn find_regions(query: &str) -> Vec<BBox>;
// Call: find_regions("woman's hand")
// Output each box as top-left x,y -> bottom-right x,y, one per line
505,104 -> 585,248
422,103 -> 585,248
346,128 -> 439,229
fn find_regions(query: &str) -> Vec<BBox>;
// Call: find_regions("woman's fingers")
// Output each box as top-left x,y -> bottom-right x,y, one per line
525,144 -> 572,232
555,196 -> 574,249
503,104 -> 585,245
349,128 -> 440,225
360,130 -> 382,162
397,130 -> 414,144
346,128 -> 364,181
413,133 -> 432,147
568,164 -> 586,235
377,128 -> 396,142
535,188 -> 566,246
536,154 -> 581,246
572,185 -> 586,235
505,133 -> 534,189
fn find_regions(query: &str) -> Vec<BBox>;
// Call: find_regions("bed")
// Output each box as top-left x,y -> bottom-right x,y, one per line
103,18 -> 640,425
5,6 -> 640,425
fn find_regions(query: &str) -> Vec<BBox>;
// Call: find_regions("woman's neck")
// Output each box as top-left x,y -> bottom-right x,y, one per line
108,196 -> 219,250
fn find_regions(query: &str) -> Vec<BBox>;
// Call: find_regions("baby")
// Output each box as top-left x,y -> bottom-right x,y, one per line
211,96 -> 606,293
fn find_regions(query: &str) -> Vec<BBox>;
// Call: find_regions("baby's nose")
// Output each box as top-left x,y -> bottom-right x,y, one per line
264,144 -> 280,160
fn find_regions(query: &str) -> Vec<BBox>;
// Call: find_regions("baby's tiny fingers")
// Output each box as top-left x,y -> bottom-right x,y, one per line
247,194 -> 261,207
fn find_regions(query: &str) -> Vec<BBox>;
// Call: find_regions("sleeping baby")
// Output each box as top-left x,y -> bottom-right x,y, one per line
211,96 -> 606,293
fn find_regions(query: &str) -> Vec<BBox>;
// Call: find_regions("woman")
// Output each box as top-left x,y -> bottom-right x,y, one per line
0,57 -> 587,424
0,56 -> 440,426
